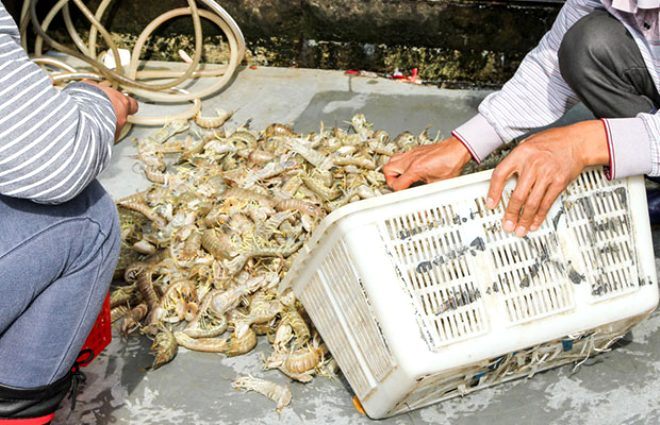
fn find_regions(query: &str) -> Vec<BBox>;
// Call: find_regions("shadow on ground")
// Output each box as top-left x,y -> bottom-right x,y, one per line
293,88 -> 484,137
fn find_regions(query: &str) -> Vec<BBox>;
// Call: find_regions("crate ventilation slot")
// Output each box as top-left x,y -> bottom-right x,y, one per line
381,205 -> 489,349
300,240 -> 396,399
381,191 -> 581,349
564,169 -> 639,300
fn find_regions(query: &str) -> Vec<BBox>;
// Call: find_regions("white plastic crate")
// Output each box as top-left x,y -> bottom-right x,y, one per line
280,167 -> 659,419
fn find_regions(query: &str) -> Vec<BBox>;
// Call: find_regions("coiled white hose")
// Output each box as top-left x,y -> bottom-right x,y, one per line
22,0 -> 246,126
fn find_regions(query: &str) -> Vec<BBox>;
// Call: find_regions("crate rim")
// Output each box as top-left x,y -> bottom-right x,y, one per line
279,168 -> 497,292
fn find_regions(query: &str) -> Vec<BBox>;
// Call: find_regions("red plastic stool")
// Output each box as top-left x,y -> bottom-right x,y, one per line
0,414 -> 55,424
0,296 -> 111,424
76,293 -> 112,368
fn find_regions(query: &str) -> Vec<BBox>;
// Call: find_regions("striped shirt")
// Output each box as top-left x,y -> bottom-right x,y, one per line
453,0 -> 660,180
0,2 -> 116,204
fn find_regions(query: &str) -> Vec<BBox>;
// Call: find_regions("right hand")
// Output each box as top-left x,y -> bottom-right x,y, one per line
81,81 -> 138,141
383,136 -> 473,191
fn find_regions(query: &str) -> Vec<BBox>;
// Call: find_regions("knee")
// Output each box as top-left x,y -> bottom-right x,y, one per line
559,11 -> 622,88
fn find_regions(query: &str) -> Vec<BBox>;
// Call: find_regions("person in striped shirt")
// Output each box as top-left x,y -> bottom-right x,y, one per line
384,0 -> 660,234
0,2 -> 137,423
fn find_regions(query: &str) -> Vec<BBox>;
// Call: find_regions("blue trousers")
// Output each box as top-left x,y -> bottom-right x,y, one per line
0,181 -> 119,389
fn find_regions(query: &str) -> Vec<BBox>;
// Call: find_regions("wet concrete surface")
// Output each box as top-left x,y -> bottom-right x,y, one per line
53,66 -> 660,425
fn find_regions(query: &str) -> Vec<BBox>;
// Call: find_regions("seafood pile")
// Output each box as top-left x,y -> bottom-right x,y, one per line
111,112 -> 482,410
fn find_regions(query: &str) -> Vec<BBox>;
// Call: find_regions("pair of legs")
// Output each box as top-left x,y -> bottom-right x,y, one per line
0,180 -> 120,421
558,9 -> 660,119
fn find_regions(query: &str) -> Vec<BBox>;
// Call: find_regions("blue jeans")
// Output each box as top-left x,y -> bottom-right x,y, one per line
0,181 -> 120,389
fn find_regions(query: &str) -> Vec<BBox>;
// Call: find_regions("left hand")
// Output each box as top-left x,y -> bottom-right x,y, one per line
383,136 -> 472,191
486,120 -> 609,237
80,80 -> 138,141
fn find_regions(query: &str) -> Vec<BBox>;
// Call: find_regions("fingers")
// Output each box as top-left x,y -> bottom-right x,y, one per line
503,178 -> 566,236
100,87 -> 137,139
85,81 -> 137,117
382,139 -> 472,192
484,129 -> 584,236
382,161 -> 402,188
487,158 -> 517,210
390,170 -> 421,192
116,91 -> 138,116
127,95 -> 139,115
383,151 -> 417,191
501,170 -> 533,235
515,179 -> 549,236
107,92 -> 136,140
530,184 -> 564,231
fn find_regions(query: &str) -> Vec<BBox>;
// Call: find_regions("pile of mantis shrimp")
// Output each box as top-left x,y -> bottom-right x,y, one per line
110,111 -> 488,411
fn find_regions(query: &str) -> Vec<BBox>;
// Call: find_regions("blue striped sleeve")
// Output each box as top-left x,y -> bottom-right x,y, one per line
0,3 -> 116,204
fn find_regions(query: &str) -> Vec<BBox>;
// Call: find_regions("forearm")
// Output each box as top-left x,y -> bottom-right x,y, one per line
568,120 -> 610,168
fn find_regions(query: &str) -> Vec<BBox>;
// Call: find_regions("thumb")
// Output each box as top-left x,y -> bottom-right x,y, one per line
390,170 -> 420,191
383,161 -> 403,187
127,96 -> 139,115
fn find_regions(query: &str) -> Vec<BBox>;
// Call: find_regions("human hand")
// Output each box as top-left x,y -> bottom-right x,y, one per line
486,120 -> 609,237
383,136 -> 473,191
81,80 -> 138,141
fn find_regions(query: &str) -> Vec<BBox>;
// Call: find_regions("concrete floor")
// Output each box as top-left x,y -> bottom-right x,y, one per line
54,66 -> 660,425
